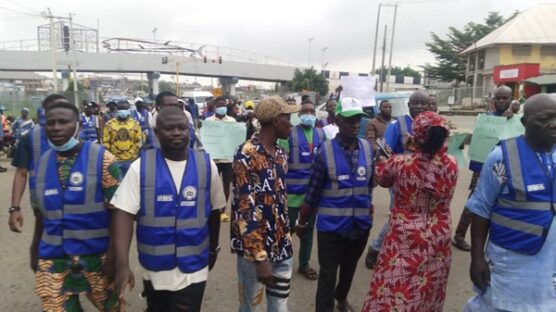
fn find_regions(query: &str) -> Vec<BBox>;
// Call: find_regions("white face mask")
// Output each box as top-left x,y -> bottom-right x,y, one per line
47,122 -> 80,152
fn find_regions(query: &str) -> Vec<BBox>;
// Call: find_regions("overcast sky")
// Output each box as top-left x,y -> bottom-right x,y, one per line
0,0 -> 549,75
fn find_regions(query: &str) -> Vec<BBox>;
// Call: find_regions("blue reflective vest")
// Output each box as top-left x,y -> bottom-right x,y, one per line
286,126 -> 324,195
131,110 -> 153,147
490,136 -> 555,255
36,142 -> 109,258
316,138 -> 373,234
80,114 -> 98,142
28,126 -> 50,207
137,148 -> 212,272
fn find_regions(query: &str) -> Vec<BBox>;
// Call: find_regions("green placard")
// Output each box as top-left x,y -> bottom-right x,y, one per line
200,120 -> 247,160
447,132 -> 469,168
468,114 -> 525,163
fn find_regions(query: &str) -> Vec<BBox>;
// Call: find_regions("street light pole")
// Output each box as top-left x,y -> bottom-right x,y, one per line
385,4 -> 398,92
307,37 -> 314,68
371,3 -> 382,76
321,47 -> 328,70
379,24 -> 388,92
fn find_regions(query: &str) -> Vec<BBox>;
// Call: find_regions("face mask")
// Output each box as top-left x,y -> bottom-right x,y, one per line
215,106 -> 227,116
299,114 -> 316,127
48,122 -> 80,152
117,109 -> 130,119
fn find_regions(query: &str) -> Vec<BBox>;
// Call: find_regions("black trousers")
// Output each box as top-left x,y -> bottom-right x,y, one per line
143,280 -> 206,312
315,230 -> 369,312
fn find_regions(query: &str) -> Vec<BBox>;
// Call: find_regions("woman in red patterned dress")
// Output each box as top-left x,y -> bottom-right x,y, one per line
361,111 -> 459,312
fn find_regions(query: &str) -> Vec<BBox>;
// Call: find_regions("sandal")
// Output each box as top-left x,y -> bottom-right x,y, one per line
298,266 -> 318,280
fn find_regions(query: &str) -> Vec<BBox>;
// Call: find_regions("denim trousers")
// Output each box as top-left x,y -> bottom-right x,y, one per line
237,256 -> 293,312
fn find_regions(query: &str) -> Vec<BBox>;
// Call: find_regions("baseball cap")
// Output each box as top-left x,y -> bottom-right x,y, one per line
335,97 -> 368,118
21,107 -> 30,113
254,96 -> 300,123
134,97 -> 144,104
85,101 -> 98,108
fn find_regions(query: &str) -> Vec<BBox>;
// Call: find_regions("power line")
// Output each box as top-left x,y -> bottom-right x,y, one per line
1,0 -> 41,14
0,5 -> 41,17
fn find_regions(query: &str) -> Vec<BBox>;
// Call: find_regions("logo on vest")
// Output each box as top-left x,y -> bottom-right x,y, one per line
68,172 -> 84,191
183,186 -> 197,200
356,166 -> 367,181
527,184 -> 545,192
301,152 -> 311,157
338,175 -> 350,181
70,172 -> 84,186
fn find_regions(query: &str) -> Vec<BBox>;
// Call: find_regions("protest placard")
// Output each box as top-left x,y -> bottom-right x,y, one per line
339,76 -> 376,107
447,132 -> 469,168
200,120 -> 247,160
468,114 -> 524,163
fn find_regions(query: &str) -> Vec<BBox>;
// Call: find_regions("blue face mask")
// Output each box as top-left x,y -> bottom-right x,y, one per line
299,114 -> 316,127
47,122 -> 80,152
117,109 -> 130,119
215,106 -> 227,116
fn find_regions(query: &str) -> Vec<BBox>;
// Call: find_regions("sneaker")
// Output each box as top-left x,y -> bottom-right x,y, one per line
365,247 -> 379,269
0,166 -> 7,172
452,237 -> 471,252
220,212 -> 230,223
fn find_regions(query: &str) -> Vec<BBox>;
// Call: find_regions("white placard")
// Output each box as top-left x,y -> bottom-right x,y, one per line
339,76 -> 376,107
499,68 -> 519,79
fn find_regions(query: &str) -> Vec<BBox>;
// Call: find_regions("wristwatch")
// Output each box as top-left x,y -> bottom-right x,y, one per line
9,206 -> 21,213
210,246 -> 221,255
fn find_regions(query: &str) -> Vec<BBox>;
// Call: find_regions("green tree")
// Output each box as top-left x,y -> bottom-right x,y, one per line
158,80 -> 176,94
424,11 -> 517,84
288,67 -> 329,97
374,65 -> 421,82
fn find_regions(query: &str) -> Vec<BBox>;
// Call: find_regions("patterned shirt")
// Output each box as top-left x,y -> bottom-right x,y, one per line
231,133 -> 293,263
103,117 -> 143,161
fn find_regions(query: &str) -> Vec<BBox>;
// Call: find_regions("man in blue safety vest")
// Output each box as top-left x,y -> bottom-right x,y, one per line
278,99 -> 324,281
111,107 -> 225,311
80,101 -> 102,143
131,97 -> 154,149
9,94 -> 68,234
463,93 -> 556,311
31,101 -> 122,311
297,97 -> 374,312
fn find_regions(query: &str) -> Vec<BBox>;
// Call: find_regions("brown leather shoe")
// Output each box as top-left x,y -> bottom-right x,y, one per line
452,237 -> 471,252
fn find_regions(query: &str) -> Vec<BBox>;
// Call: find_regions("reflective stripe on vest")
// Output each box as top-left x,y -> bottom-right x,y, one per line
490,136 -> 555,255
137,148 -> 210,272
35,142 -> 108,257
397,116 -> 408,137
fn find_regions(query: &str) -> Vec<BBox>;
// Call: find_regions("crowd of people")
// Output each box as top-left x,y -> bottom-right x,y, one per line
4,87 -> 556,312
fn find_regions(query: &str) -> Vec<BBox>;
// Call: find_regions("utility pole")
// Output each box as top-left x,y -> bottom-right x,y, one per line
379,25 -> 388,92
46,8 -> 58,92
385,4 -> 398,92
371,3 -> 382,76
321,47 -> 328,69
96,19 -> 100,52
307,37 -> 314,68
175,61 -> 181,96
69,13 -> 79,106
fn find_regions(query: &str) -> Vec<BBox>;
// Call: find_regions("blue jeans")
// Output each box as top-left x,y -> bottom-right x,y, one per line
371,187 -> 395,251
237,256 -> 293,312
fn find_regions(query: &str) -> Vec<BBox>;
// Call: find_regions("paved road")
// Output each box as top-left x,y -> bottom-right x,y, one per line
0,116 -> 478,311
